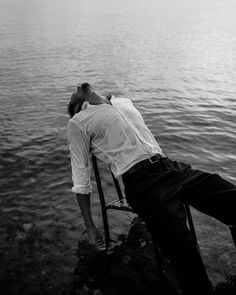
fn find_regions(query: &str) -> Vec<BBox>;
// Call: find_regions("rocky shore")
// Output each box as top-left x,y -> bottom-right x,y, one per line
0,217 -> 235,295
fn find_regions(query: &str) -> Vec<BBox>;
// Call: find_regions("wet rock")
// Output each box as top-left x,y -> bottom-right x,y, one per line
93,289 -> 102,295
82,285 -> 90,292
15,232 -> 26,240
139,238 -> 147,248
122,255 -> 131,264
88,278 -> 94,283
107,248 -> 114,255
22,223 -> 33,232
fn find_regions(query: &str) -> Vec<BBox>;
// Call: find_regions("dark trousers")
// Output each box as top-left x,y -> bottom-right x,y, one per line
122,157 -> 236,295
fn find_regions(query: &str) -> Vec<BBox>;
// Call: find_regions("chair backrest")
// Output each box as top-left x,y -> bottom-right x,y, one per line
109,166 -> 124,201
91,155 -> 107,208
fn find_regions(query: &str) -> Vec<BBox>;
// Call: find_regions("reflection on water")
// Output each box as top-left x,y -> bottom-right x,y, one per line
0,0 -> 235,283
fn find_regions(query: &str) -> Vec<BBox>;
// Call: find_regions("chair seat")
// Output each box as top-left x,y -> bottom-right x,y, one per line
106,198 -> 134,212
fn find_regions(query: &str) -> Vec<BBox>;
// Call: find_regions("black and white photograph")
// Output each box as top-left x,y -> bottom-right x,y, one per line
0,0 -> 235,294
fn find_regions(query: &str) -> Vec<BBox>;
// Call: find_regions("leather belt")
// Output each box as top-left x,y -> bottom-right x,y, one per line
123,154 -> 168,177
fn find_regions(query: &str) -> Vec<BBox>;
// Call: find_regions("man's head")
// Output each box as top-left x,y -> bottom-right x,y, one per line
68,83 -> 94,118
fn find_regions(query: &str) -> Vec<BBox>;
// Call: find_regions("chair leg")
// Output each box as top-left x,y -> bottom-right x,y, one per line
185,203 -> 198,244
109,167 -> 124,202
229,225 -> 236,247
185,203 -> 203,256
152,237 -> 175,295
103,211 -> 111,250
92,156 -> 110,250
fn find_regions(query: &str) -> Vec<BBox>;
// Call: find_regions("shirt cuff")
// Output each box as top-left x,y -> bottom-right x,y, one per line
71,183 -> 93,195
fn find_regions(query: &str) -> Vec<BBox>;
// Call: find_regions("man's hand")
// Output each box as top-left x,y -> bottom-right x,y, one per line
76,193 -> 105,249
87,225 -> 104,246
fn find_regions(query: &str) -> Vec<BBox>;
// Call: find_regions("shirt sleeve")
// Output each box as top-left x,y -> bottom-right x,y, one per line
67,120 -> 93,195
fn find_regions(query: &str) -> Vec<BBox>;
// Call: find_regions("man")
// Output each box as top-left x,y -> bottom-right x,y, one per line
67,82 -> 235,295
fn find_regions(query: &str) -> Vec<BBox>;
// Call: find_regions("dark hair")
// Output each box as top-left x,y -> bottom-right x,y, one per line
68,91 -> 82,118
68,101 -> 80,118
67,83 -> 93,118
80,82 -> 92,93
68,84 -> 111,118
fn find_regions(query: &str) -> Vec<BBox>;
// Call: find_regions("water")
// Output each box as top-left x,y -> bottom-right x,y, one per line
0,0 -> 235,283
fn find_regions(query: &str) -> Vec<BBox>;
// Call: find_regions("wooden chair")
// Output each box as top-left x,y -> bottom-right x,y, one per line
91,155 -> 209,293
91,155 -> 198,250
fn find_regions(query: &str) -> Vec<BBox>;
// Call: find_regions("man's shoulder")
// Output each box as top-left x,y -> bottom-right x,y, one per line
67,114 -> 83,131
111,95 -> 133,105
68,113 -> 79,124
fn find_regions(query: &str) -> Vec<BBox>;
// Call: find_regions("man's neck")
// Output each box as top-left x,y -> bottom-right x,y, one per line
87,92 -> 110,105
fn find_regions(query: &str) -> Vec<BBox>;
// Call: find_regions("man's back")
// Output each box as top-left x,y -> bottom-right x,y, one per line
67,95 -> 163,194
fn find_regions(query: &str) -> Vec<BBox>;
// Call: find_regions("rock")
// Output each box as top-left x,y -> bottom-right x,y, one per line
88,278 -> 94,283
107,248 -> 114,255
22,223 -> 33,232
82,285 -> 90,292
93,289 -> 102,295
139,238 -> 146,248
15,232 -> 26,241
122,255 -> 131,264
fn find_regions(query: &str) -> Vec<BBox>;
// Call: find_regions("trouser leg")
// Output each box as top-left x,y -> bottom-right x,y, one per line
122,158 -> 235,293
125,189 -> 215,295
181,169 -> 236,246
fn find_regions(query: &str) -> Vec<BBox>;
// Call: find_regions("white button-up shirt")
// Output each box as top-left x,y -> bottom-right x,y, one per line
67,95 -> 164,194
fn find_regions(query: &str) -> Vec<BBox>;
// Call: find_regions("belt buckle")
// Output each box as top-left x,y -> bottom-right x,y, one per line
149,155 -> 160,164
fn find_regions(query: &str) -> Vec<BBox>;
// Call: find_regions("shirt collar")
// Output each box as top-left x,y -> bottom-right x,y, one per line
80,95 -> 114,111
81,101 -> 90,111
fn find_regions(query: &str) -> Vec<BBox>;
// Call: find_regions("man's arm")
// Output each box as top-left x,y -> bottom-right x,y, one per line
67,120 -> 103,246
76,193 -> 103,245
76,193 -> 93,227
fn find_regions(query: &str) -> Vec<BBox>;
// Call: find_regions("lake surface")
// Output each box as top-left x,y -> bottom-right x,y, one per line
0,0 -> 235,283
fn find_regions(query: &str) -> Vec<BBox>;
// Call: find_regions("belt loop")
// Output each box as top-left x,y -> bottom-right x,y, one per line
149,156 -> 160,164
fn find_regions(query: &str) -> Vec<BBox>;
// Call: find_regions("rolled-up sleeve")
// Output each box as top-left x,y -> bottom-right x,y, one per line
67,120 -> 93,195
